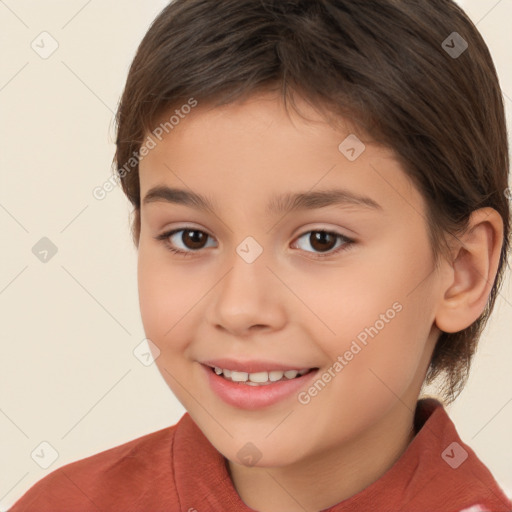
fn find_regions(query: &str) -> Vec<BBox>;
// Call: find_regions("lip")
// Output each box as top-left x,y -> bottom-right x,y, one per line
201,358 -> 312,373
201,363 -> 319,410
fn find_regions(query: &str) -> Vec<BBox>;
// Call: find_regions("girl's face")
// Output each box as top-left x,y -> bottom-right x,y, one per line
137,91 -> 443,469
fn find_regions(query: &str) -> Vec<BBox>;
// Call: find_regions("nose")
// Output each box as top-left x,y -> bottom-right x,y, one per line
206,247 -> 287,337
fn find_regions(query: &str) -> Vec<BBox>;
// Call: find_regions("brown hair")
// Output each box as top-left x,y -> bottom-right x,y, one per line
113,0 -> 510,404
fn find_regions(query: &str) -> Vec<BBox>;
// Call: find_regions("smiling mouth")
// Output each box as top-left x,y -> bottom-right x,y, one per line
208,366 -> 318,386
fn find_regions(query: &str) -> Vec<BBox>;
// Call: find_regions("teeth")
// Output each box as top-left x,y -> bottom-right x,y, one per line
269,370 -> 284,382
213,366 -> 311,384
249,371 -> 269,383
231,371 -> 249,382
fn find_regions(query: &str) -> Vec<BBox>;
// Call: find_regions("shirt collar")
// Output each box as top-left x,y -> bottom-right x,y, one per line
172,398 -> 507,511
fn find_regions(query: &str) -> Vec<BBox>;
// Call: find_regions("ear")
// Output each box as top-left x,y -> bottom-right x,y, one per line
434,207 -> 504,334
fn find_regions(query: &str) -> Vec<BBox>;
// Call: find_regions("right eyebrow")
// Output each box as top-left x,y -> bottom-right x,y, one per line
142,186 -> 218,213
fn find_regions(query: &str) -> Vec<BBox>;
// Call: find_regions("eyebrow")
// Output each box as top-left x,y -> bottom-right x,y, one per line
142,185 -> 383,215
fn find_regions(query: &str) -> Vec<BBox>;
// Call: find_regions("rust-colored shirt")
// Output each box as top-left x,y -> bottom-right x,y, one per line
9,399 -> 512,511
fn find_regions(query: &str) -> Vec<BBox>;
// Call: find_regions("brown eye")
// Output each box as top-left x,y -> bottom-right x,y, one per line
309,231 -> 338,252
156,228 -> 217,255
294,230 -> 354,257
181,229 -> 208,250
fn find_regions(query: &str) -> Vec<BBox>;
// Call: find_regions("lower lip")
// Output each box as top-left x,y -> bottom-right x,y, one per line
201,364 -> 319,410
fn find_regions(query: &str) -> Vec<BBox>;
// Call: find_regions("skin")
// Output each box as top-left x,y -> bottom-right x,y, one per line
136,91 -> 503,512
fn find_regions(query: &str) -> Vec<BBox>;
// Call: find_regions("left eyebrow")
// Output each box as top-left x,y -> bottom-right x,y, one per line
266,188 -> 383,215
142,186 -> 383,214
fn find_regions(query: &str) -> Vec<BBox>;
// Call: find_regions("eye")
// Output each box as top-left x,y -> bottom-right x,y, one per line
293,230 -> 354,258
155,228 -> 216,257
155,227 -> 355,258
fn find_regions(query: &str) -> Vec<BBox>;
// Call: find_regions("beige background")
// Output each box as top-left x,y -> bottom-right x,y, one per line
0,0 -> 511,509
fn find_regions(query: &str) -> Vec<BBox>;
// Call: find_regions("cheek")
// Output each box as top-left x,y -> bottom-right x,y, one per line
137,243 -> 198,349
307,238 -> 434,393
137,244 -> 203,406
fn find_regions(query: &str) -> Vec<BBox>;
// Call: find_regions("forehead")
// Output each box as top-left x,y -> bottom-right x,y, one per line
139,92 -> 422,219
149,90 -> 362,146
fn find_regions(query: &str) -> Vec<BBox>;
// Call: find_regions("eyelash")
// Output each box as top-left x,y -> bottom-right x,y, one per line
154,227 -> 355,259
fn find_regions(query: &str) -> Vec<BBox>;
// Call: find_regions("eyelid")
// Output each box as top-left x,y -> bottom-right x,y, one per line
156,223 -> 215,240
293,220 -> 355,237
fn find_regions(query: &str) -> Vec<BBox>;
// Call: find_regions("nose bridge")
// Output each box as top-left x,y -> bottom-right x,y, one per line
208,233 -> 286,334
220,234 -> 271,307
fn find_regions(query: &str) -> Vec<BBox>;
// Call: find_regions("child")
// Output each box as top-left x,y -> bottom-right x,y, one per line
10,0 -> 512,510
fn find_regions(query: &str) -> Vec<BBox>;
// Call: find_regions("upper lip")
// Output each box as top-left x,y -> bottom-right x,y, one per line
201,358 -> 316,374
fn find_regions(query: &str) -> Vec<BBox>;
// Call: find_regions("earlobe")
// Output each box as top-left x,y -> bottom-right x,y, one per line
434,208 -> 504,334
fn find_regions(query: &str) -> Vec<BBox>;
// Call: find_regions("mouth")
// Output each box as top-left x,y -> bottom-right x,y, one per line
201,362 -> 320,410
207,365 -> 318,386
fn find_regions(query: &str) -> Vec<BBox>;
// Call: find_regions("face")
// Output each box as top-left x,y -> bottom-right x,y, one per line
137,91 -> 442,469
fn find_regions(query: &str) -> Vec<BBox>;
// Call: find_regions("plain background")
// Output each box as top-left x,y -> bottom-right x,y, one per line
0,0 -> 511,509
